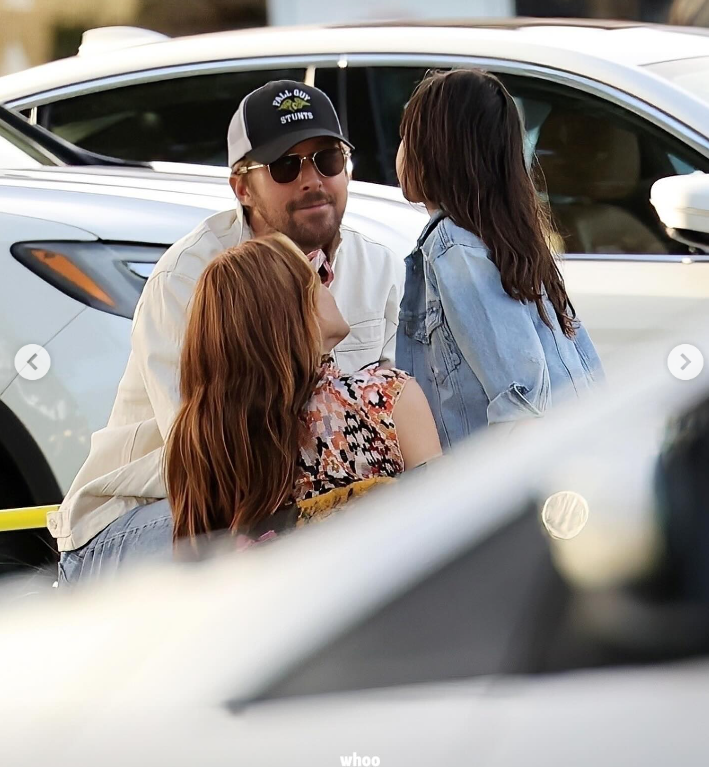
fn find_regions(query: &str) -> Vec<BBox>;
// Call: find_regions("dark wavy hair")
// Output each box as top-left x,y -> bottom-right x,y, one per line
398,68 -> 576,337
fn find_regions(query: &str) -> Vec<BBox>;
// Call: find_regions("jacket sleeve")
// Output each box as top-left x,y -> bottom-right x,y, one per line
130,270 -> 197,440
380,251 -> 406,367
432,243 -> 550,425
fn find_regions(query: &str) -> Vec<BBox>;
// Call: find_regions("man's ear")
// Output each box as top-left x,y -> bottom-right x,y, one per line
230,171 -> 254,207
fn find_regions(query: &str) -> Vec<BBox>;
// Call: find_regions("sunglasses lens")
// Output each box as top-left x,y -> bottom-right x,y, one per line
314,148 -> 345,177
269,155 -> 302,184
268,149 -> 346,183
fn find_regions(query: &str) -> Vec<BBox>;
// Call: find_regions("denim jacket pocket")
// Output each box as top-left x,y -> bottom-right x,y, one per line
424,304 -> 462,384
401,310 -> 427,343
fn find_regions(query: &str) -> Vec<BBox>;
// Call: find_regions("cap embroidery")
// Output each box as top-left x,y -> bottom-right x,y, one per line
278,96 -> 310,112
272,88 -> 314,125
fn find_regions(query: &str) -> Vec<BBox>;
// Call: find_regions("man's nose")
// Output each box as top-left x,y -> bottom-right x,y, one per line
299,157 -> 323,190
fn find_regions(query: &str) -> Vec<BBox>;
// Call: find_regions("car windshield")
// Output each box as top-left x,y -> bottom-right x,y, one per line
646,56 -> 709,107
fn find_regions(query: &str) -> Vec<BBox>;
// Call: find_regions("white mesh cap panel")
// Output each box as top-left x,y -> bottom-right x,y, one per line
227,96 -> 252,169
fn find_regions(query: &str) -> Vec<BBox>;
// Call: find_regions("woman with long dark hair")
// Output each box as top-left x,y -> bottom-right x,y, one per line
166,233 -> 441,543
396,69 -> 603,448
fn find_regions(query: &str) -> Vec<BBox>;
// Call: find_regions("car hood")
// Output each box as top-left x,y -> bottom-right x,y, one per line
0,167 -> 425,251
0,166 -> 234,244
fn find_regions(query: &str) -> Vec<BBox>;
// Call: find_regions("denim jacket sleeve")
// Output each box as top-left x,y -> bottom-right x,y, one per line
431,242 -> 551,425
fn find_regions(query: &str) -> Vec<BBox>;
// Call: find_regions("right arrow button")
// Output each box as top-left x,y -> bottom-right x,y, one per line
668,344 -> 704,381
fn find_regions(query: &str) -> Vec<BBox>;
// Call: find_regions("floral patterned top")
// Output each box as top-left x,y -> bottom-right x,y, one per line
235,359 -> 410,549
295,358 -> 409,502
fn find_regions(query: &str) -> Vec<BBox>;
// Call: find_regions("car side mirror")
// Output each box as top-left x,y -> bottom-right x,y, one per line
651,171 -> 709,253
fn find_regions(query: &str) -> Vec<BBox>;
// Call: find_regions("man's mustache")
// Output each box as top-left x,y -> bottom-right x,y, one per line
287,193 -> 335,213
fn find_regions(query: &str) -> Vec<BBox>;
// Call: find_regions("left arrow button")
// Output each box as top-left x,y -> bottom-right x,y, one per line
14,344 -> 51,381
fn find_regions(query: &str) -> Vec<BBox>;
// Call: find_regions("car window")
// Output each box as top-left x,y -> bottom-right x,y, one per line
247,501 -> 565,701
321,64 -> 709,256
668,152 -> 697,175
245,385 -> 709,703
500,74 -> 709,256
315,66 -> 431,185
37,68 -> 306,166
253,474 -> 709,703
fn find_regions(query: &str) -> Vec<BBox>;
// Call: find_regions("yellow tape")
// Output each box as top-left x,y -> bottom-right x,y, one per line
0,505 -> 59,532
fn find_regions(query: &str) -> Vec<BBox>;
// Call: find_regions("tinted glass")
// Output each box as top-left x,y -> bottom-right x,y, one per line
500,74 -> 709,255
256,503 -> 569,701
321,64 -> 709,255
315,66 -> 430,185
40,68 -> 306,165
50,59 -> 709,255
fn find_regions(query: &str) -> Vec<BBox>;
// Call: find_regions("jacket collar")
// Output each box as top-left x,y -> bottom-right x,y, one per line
416,209 -> 446,249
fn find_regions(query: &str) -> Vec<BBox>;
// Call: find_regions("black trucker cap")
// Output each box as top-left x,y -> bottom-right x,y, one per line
227,80 -> 353,168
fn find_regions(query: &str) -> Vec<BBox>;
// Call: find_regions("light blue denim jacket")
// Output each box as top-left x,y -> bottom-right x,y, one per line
396,212 -> 604,449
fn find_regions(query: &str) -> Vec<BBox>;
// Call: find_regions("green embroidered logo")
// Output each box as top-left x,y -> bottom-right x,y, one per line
277,96 -> 310,112
272,88 -> 314,125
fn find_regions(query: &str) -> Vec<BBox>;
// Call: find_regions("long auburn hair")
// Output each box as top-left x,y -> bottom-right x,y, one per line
165,233 -> 322,541
399,68 -> 576,337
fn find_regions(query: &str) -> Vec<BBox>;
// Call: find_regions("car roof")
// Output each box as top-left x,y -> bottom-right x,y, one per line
1,21 -> 709,105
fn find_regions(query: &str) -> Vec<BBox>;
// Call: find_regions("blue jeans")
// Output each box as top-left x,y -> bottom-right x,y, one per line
57,499 -> 173,586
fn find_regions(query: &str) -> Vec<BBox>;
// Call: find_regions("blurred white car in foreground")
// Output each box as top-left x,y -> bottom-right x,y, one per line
1,318 -> 709,766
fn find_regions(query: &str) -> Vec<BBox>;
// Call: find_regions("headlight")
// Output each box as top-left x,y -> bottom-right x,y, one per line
11,241 -> 164,319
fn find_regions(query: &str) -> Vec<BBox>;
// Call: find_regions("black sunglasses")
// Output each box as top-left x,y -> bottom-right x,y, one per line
236,146 -> 350,185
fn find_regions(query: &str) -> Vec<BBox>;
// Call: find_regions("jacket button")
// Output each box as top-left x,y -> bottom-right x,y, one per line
48,518 -> 57,530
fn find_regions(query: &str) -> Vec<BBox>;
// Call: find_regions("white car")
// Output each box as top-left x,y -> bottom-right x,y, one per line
0,111 -> 425,571
1,20 -> 708,365
1,316 -> 709,767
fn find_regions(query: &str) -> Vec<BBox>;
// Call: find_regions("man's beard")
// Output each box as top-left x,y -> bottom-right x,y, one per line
255,191 -> 343,253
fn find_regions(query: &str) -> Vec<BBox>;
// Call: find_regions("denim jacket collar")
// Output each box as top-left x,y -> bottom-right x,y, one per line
416,209 -> 447,249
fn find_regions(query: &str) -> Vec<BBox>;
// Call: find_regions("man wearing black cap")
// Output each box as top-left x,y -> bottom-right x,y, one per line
227,81 -> 353,270
224,80 -> 402,364
52,81 -> 404,581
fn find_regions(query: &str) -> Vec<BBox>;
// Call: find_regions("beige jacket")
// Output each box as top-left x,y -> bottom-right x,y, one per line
49,206 -> 404,551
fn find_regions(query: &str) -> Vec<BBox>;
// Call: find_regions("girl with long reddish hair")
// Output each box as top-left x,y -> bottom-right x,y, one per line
166,233 -> 440,543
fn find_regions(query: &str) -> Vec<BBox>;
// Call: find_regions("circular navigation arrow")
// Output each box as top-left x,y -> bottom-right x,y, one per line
668,344 -> 704,381
14,344 -> 51,381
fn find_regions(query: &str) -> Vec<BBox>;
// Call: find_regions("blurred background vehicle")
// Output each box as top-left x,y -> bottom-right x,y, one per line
1,21 -> 709,353
2,315 -> 709,766
1,0 -> 703,77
